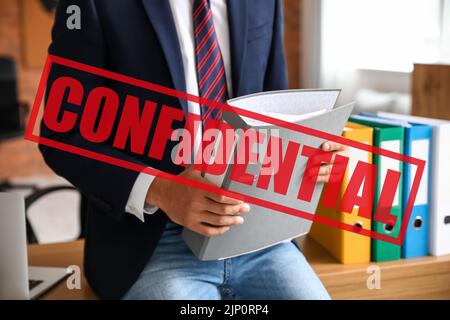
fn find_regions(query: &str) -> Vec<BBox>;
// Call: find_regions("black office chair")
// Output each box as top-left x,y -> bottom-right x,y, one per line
39,0 -> 59,13
0,182 -> 87,244
24,186 -> 87,244
0,56 -> 35,205
0,56 -> 27,140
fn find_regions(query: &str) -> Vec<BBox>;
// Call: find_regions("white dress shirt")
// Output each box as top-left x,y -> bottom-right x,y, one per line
126,0 -> 233,221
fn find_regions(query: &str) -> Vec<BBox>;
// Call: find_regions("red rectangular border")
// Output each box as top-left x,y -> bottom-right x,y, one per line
25,54 -> 426,245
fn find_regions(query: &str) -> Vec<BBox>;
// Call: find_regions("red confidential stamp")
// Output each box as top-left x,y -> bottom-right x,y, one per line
25,55 -> 425,245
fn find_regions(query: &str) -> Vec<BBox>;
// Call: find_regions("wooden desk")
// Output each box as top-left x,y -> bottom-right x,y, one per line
28,238 -> 450,300
28,241 -> 96,300
298,237 -> 450,300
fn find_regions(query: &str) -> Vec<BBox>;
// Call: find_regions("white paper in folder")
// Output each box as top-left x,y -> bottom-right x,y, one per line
204,89 -> 340,186
241,109 -> 327,127
227,89 -> 341,116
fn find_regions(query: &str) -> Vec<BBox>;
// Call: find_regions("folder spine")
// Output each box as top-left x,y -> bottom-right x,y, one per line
376,112 -> 450,257
401,124 -> 432,258
310,122 -> 373,264
349,117 -> 404,262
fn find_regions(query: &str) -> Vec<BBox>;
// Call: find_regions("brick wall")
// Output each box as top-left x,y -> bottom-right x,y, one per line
0,0 -> 50,179
0,0 -> 43,106
0,0 -> 21,61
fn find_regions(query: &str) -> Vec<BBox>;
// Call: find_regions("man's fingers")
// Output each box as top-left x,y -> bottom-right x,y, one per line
322,141 -> 347,152
316,164 -> 332,183
198,211 -> 244,226
317,175 -> 330,183
184,167 -> 245,205
317,164 -> 333,177
311,148 -> 349,168
194,223 -> 231,237
206,191 -> 244,205
318,163 -> 347,176
316,163 -> 348,183
204,198 -> 250,216
310,145 -> 348,167
305,163 -> 347,183
306,163 -> 346,177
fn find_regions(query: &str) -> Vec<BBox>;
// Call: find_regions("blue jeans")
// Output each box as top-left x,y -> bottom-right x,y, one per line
123,222 -> 330,300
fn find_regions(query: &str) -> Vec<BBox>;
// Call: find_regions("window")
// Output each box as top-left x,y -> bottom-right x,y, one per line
321,0 -> 449,73
442,0 -> 450,56
311,0 -> 450,112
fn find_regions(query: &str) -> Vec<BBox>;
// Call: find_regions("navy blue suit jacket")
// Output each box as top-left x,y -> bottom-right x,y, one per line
40,0 -> 288,299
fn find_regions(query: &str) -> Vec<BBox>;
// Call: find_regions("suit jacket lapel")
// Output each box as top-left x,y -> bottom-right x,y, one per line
227,0 -> 248,96
141,0 -> 187,112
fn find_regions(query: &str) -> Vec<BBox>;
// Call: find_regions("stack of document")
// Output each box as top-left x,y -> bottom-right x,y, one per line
312,112 -> 449,264
182,89 -> 354,260
377,112 -> 450,257
348,114 -> 436,261
357,113 -> 433,259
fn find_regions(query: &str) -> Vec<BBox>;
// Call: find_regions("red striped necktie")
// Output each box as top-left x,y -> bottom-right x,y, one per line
193,0 -> 228,125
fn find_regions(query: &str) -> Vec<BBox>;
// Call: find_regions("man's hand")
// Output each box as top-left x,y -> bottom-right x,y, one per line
146,167 -> 250,237
316,141 -> 349,183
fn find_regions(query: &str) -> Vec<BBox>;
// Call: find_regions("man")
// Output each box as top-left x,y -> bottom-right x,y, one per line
40,0 -> 346,299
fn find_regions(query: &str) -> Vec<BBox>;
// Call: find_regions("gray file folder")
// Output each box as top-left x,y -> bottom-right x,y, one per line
182,90 -> 354,260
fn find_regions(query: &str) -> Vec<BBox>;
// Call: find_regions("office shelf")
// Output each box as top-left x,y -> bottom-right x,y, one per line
28,238 -> 450,300
298,236 -> 450,299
